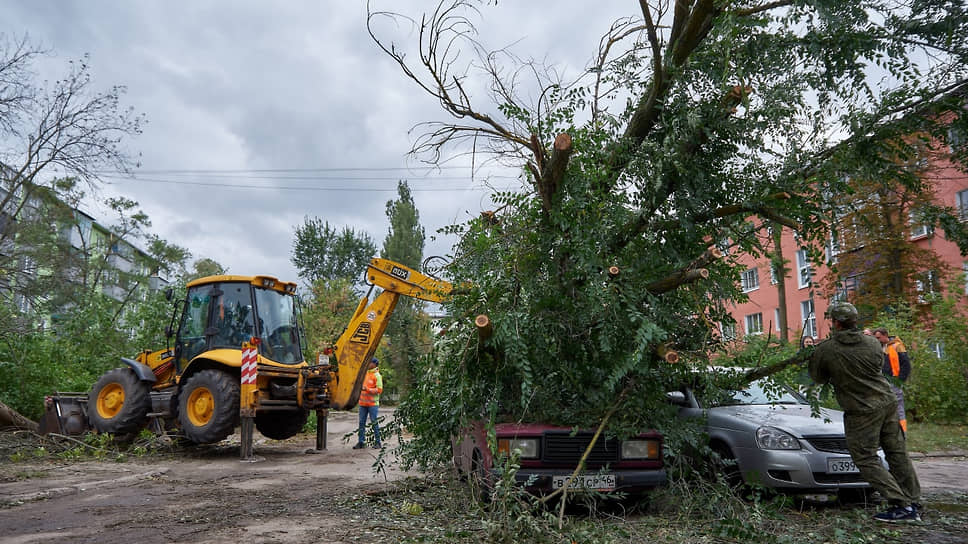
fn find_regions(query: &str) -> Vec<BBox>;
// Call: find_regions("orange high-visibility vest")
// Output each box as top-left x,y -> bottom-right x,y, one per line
885,343 -> 901,377
359,369 -> 383,407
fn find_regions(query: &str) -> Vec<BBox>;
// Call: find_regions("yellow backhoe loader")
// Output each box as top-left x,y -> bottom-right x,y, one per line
39,258 -> 452,452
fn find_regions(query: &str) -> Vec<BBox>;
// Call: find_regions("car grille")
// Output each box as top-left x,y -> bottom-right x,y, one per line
542,432 -> 620,468
803,436 -> 849,454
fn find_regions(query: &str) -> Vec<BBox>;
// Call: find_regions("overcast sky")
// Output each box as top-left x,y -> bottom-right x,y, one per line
4,1 -> 631,284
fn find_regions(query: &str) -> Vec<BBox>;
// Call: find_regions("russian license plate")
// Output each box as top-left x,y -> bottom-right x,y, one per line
552,474 -> 617,491
827,457 -> 859,474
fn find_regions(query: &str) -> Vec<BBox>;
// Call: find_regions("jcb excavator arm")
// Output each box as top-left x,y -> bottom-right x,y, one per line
328,258 -> 452,410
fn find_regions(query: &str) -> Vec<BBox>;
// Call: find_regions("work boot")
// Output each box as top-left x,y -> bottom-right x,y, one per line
352,442 -> 366,449
873,504 -> 921,523
372,443 -> 383,449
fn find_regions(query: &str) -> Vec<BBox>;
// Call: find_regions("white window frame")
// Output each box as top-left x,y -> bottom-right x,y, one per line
963,262 -> 968,295
957,190 -> 968,222
800,299 -> 817,338
744,313 -> 764,336
720,322 -> 737,342
909,210 -> 931,239
769,263 -> 779,285
929,341 -> 945,359
741,268 -> 760,293
796,249 -> 811,289
774,308 -> 781,332
916,269 -> 939,303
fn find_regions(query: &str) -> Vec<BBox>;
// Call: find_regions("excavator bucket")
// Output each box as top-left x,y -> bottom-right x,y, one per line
37,393 -> 90,436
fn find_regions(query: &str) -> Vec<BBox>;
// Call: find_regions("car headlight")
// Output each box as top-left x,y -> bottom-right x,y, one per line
755,426 -> 801,450
621,439 -> 661,460
497,438 -> 539,459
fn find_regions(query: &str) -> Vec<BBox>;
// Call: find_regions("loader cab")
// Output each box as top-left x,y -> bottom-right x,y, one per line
175,275 -> 304,367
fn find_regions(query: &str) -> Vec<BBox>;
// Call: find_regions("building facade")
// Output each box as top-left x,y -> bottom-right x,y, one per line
725,138 -> 968,343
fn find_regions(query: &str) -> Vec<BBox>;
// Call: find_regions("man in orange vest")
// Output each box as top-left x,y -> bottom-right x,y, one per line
872,328 -> 911,432
353,357 -> 384,449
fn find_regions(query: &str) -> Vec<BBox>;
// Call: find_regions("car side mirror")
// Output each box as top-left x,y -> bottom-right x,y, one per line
666,391 -> 688,406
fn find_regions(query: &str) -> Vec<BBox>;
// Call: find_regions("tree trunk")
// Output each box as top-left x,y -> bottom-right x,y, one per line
0,400 -> 38,432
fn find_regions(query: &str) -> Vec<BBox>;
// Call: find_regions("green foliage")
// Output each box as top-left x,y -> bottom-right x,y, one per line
291,216 -> 377,285
378,0 -> 968,473
300,278 -> 359,356
895,293 -> 968,424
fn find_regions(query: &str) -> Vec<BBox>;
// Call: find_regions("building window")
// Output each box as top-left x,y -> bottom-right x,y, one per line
916,270 -> 939,303
928,341 -> 945,359
720,322 -> 737,342
741,268 -> 760,292
796,249 -> 811,289
774,308 -> 781,332
801,299 -> 817,338
963,262 -> 968,295
745,313 -> 763,336
769,263 -> 779,285
957,190 -> 968,222
950,126 -> 965,152
827,230 -> 841,264
909,210 -> 931,239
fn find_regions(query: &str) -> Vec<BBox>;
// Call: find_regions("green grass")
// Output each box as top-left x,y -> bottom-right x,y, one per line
906,422 -> 968,453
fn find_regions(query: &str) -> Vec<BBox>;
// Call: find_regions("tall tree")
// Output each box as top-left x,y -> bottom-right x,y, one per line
824,162 -> 951,319
291,217 -> 377,285
381,181 -> 428,391
368,0 -> 968,465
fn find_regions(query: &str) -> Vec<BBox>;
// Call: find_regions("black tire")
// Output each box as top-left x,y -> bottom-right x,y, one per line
470,449 -> 493,504
88,368 -> 151,434
177,369 -> 240,444
255,409 -> 309,440
712,443 -> 745,490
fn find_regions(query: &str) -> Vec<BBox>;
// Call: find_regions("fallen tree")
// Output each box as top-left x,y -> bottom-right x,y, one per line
367,0 -> 968,468
0,399 -> 38,432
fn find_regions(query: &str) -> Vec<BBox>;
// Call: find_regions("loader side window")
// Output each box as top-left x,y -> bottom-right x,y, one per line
178,287 -> 211,365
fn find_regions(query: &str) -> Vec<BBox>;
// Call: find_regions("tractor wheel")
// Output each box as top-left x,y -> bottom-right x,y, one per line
177,369 -> 239,444
88,368 -> 151,434
255,409 -> 309,440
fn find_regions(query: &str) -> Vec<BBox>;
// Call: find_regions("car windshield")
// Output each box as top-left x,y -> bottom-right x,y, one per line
710,379 -> 805,407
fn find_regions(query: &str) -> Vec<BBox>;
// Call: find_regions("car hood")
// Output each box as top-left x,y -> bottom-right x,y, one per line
707,404 -> 845,437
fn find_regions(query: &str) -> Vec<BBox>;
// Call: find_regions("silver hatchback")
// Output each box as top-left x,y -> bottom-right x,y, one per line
669,378 -> 883,497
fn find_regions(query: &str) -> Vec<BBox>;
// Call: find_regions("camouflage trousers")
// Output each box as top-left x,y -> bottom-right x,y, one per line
844,402 -> 921,506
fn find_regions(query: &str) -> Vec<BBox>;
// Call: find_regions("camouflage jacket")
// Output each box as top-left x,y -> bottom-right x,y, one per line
809,328 -> 896,414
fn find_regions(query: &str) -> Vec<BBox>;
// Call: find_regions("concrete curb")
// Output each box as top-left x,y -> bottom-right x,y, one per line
909,450 -> 968,459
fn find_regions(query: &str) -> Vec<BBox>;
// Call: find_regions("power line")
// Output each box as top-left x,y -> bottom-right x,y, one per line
100,174 -> 519,192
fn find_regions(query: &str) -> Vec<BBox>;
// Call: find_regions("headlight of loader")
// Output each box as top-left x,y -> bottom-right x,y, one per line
755,426 -> 801,450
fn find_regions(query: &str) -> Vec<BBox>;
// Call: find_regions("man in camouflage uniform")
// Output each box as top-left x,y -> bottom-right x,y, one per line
808,302 -> 922,522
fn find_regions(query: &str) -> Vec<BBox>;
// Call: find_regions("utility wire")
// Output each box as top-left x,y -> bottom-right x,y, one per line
100,174 -> 519,192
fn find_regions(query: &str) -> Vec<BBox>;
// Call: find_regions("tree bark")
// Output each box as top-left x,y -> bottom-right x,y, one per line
0,400 -> 38,432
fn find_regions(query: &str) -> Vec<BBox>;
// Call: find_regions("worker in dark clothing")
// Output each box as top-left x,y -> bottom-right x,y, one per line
808,302 -> 922,523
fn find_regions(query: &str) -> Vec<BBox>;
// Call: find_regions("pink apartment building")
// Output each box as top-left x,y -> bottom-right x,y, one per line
724,138 -> 968,343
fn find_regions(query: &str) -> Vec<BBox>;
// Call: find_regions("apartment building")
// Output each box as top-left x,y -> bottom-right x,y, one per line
724,134 -> 968,343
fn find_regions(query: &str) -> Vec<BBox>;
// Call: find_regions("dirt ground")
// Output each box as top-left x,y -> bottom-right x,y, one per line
1,409 -> 967,544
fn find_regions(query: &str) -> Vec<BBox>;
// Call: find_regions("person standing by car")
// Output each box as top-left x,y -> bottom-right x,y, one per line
872,328 -> 911,433
808,302 -> 922,523
353,357 -> 383,450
